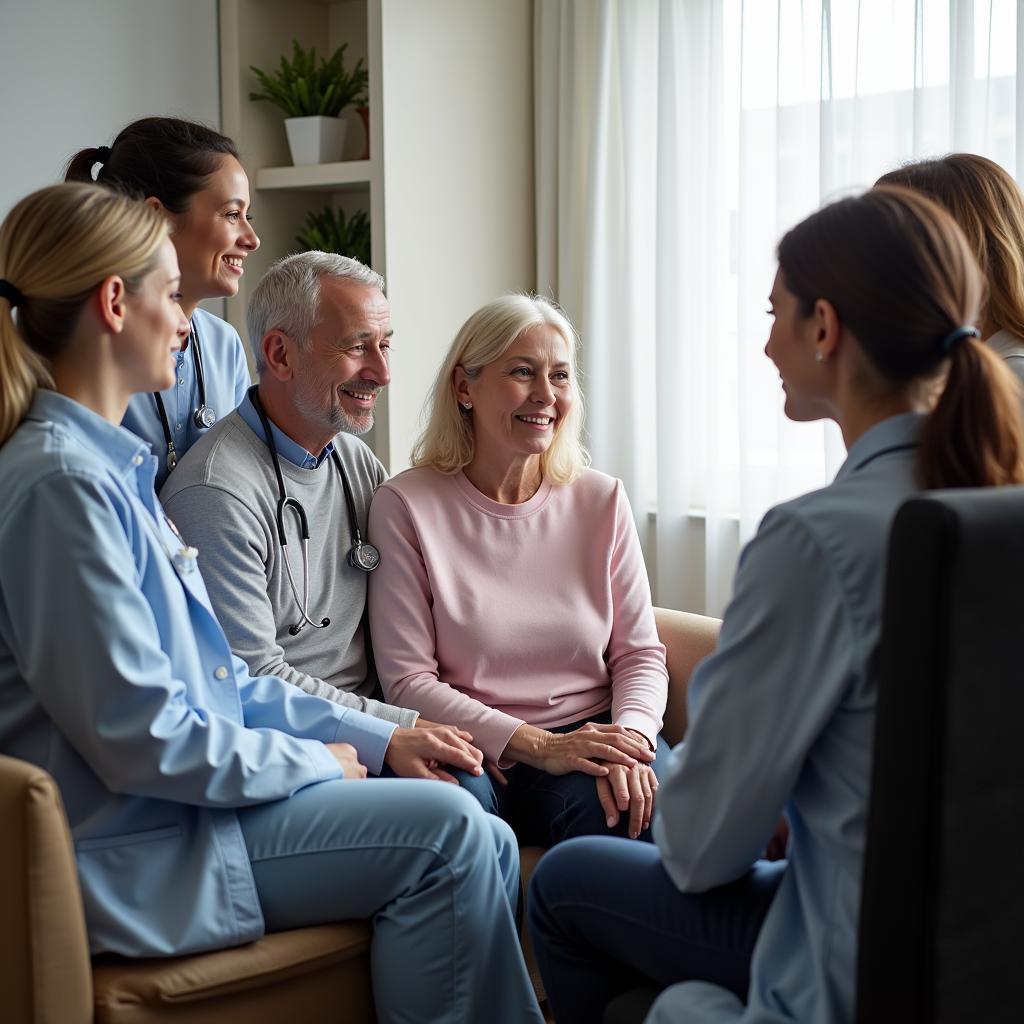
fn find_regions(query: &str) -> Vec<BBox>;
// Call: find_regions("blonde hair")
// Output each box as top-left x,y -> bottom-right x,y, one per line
0,182 -> 168,445
412,294 -> 590,485
877,154 -> 1024,339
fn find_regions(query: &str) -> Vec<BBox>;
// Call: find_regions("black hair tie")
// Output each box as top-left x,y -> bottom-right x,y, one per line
0,279 -> 24,308
96,145 -> 112,162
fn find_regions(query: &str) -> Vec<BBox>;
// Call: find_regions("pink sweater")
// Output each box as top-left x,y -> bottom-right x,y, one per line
367,467 -> 668,764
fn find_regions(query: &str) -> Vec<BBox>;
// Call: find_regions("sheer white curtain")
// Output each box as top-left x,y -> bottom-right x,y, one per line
535,0 -> 1020,615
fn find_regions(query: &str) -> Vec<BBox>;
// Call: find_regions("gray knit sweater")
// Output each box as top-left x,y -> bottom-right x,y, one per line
160,409 -> 418,727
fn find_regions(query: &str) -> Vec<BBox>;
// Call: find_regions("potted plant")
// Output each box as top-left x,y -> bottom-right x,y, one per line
249,41 -> 368,166
296,207 -> 371,267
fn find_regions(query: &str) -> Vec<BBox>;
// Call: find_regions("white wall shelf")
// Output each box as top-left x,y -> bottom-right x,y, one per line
255,160 -> 373,192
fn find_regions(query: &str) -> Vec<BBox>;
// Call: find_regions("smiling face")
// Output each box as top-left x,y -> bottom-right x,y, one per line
117,237 -> 190,393
290,276 -> 392,439
456,323 -> 574,473
764,268 -> 833,422
166,155 -> 259,306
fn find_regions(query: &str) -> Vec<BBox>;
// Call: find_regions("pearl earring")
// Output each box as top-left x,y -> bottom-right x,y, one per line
461,401 -> 473,410
815,351 -> 825,363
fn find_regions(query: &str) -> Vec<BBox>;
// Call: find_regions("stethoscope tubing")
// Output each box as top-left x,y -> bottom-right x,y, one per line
248,386 -> 379,636
154,321 -> 216,473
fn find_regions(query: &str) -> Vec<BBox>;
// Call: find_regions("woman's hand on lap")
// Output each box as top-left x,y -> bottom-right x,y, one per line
503,722 -> 655,776
596,762 -> 658,839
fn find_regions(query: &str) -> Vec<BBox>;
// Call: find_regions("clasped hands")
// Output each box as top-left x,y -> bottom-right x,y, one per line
501,721 -> 658,840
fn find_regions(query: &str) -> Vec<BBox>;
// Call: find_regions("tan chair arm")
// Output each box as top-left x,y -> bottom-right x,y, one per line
654,607 -> 721,747
0,754 -> 92,1024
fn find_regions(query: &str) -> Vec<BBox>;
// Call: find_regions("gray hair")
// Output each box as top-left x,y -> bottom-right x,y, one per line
247,251 -> 385,374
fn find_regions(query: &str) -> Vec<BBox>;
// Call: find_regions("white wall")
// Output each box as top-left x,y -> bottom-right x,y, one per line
378,0 -> 535,471
0,0 -> 220,217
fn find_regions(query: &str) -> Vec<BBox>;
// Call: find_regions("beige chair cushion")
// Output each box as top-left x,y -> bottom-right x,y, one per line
92,923 -> 373,1024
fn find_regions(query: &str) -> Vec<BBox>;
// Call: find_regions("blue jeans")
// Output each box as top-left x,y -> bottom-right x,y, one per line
527,836 -> 785,1024
237,778 -> 543,1024
454,713 -> 673,845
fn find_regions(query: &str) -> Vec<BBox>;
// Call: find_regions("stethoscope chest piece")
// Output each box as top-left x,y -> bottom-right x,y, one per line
349,541 -> 381,572
194,405 -> 217,429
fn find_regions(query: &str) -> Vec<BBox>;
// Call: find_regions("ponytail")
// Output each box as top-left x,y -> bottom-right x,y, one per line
0,182 -> 168,446
64,146 -> 113,185
920,337 -> 1024,488
0,296 -> 52,446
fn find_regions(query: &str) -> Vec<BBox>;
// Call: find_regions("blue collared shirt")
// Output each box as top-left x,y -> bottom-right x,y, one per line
236,391 -> 334,470
0,391 -> 395,957
651,413 -> 924,1024
123,307 -> 251,489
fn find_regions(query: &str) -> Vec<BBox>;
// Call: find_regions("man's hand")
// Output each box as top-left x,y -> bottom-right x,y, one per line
595,762 -> 658,839
327,742 -> 367,779
384,725 -> 484,783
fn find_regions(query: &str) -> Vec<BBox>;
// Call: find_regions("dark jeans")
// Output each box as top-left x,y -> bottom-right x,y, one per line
452,712 -> 672,846
527,837 -> 785,1024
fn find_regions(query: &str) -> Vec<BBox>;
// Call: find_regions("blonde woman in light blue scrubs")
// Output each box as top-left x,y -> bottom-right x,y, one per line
0,181 -> 543,1024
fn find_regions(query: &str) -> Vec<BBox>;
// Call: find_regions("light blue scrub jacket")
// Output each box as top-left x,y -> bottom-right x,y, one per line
0,391 -> 395,957
123,307 -> 250,490
650,413 -> 923,1024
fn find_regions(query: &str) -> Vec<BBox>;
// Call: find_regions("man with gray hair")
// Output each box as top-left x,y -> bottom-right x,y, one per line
162,252 -> 449,743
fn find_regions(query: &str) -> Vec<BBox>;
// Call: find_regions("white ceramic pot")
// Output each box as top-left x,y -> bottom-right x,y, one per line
284,115 -> 348,165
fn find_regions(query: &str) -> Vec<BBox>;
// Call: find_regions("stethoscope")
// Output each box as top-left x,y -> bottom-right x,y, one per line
249,386 -> 380,636
154,320 -> 216,474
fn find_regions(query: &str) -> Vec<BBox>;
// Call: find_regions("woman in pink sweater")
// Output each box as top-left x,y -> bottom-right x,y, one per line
368,295 -> 669,844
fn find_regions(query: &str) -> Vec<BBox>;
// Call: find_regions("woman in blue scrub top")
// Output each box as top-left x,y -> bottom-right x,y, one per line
527,187 -> 1024,1024
66,116 -> 258,488
0,182 -> 542,1024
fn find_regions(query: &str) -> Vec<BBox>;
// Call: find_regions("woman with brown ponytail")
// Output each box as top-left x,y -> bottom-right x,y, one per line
879,153 -> 1024,391
66,117 -> 260,488
528,186 -> 1024,1024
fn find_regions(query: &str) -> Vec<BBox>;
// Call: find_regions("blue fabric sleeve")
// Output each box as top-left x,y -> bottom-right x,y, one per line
0,470 -> 344,805
236,657 -> 398,776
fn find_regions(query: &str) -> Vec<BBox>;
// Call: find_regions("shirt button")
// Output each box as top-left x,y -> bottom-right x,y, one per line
175,423 -> 183,431
214,666 -> 229,680
177,378 -> 185,386
132,454 -> 143,466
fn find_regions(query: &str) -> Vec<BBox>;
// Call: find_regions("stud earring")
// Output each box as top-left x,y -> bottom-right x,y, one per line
461,401 -> 473,410
815,351 -> 825,363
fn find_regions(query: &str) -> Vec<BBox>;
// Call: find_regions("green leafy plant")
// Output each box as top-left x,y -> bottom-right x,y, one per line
249,41 -> 368,119
296,207 -> 371,267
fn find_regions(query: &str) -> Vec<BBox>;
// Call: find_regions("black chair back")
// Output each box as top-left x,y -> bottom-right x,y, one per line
857,489 -> 1024,1023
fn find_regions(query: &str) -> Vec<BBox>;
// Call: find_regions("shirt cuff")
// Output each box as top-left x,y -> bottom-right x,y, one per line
614,711 -> 661,752
331,709 -> 398,775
